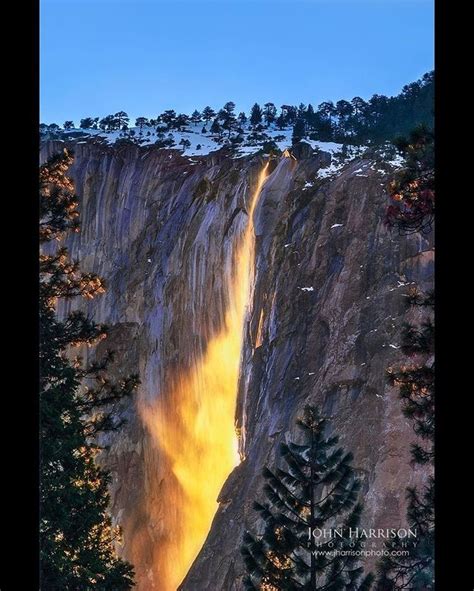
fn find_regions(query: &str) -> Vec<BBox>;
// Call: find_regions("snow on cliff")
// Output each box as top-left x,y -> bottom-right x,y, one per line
45,121 -> 405,179
49,122 -> 350,159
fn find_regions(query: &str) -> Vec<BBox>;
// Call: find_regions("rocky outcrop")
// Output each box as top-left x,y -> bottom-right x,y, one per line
41,141 -> 433,590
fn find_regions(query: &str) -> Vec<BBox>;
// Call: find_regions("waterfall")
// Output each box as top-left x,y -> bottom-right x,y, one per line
140,163 -> 269,590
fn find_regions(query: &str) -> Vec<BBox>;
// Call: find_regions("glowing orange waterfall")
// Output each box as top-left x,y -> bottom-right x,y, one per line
140,163 -> 269,590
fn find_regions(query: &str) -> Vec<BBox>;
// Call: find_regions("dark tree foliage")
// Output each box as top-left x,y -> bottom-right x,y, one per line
281,105 -> 298,126
217,103 -> 237,136
202,106 -> 216,125
241,406 -> 374,591
114,111 -> 129,129
289,72 -> 433,144
80,117 -> 99,130
376,288 -> 434,590
263,102 -> 277,126
191,109 -> 202,124
179,138 -> 191,151
238,112 -> 248,126
40,149 -> 138,590
223,101 -> 236,114
309,112 -> 334,142
276,112 -> 287,130
97,113 -> 129,132
40,123 -> 62,139
210,118 -> 222,135
135,117 -> 149,130
385,125 -> 434,235
98,115 -> 119,131
389,288 -> 434,467
250,103 -> 263,126
158,109 -> 177,129
174,113 -> 190,131
303,104 -> 315,126
45,72 -> 433,149
292,119 -> 306,146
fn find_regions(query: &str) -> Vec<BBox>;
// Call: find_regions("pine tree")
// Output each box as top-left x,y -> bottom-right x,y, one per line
250,103 -> 263,126
80,118 -> 95,129
174,113 -> 189,131
114,111 -> 129,130
99,115 -> 115,131
304,104 -> 315,127
263,102 -> 277,126
202,106 -> 216,126
223,101 -> 236,115
276,112 -> 287,130
238,112 -> 248,127
158,109 -> 177,129
292,119 -> 306,145
241,406 -> 374,591
210,118 -> 222,135
45,123 -> 61,138
312,112 -> 333,142
297,103 -> 307,118
135,117 -> 149,131
179,138 -> 191,151
282,105 -> 298,125
80,117 -> 99,130
40,149 -> 138,590
318,101 -> 336,121
335,100 -> 354,120
191,110 -> 202,124
384,125 -> 434,235
217,104 -> 237,137
351,97 -> 367,118
376,288 -> 434,590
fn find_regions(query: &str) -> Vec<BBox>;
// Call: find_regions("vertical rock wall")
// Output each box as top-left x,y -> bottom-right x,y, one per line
41,142 -> 433,590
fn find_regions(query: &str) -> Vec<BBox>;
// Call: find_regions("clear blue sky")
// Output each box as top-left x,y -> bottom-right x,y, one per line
40,0 -> 434,124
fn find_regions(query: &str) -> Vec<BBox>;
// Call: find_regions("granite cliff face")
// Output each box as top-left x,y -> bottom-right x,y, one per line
41,141 -> 433,590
